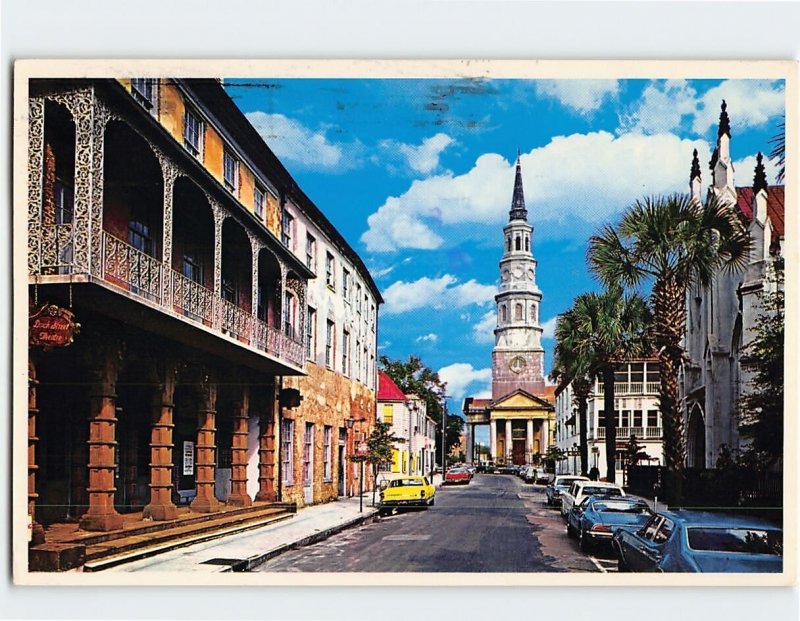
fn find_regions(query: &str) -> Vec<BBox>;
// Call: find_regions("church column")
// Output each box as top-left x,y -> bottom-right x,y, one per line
541,418 -> 550,455
465,424 -> 473,464
228,386 -> 252,507
505,420 -> 512,463
489,421 -> 497,462
190,375 -> 220,513
525,419 -> 533,464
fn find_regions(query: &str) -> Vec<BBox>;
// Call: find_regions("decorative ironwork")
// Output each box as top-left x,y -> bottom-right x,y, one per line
220,297 -> 252,342
171,269 -> 213,324
40,223 -> 74,273
89,98 -> 111,277
102,232 -> 162,303
28,98 -> 45,276
156,148 -> 180,305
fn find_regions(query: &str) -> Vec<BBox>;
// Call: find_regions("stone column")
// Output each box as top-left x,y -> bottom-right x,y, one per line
465,424 -> 473,464
526,419 -> 534,464
79,338 -> 124,532
489,420 -> 497,461
190,377 -> 220,513
228,386 -> 253,506
255,389 -> 277,502
143,360 -> 178,521
28,360 -> 45,545
541,417 -> 550,455
505,420 -> 512,463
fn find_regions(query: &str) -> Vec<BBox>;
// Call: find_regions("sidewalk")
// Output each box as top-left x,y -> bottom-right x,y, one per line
108,475 -> 443,573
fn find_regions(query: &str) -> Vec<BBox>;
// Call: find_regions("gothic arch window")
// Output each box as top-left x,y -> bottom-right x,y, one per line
515,236 -> 521,251
531,304 -> 537,323
525,236 -> 530,252
506,236 -> 511,252
515,303 -> 523,321
501,304 -> 508,322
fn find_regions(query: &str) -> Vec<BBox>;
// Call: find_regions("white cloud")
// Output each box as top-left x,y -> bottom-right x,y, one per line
541,316 -> 558,340
382,274 -> 496,315
362,132 -> 712,251
246,111 -> 360,171
381,133 -> 454,175
438,363 -> 492,401
472,310 -> 497,344
416,333 -> 439,344
619,79 -> 784,137
535,80 -> 620,114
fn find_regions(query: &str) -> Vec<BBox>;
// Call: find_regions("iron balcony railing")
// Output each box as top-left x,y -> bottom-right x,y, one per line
60,229 -> 305,368
595,381 -> 660,395
595,426 -> 662,440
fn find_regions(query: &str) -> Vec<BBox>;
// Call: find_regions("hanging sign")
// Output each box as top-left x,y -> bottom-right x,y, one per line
357,442 -> 368,458
29,304 -> 80,349
183,441 -> 195,475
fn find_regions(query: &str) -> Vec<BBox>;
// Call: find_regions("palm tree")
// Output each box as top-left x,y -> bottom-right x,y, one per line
550,306 -> 594,477
571,288 -> 652,483
587,193 -> 751,501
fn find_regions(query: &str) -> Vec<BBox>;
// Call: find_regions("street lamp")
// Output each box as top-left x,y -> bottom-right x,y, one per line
572,442 -> 578,475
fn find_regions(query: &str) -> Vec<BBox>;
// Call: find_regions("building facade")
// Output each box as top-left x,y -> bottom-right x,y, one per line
682,102 -> 785,468
377,372 -> 437,476
25,77 -> 379,564
554,361 -> 665,479
463,156 -> 555,465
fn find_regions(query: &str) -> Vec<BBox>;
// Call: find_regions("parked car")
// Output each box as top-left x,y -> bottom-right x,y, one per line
546,475 -> 589,507
520,466 -> 538,483
378,475 -> 436,514
612,510 -> 783,573
497,464 -> 518,475
535,471 -> 552,485
566,495 -> 653,553
444,467 -> 471,485
466,465 -> 477,476
561,480 -> 625,518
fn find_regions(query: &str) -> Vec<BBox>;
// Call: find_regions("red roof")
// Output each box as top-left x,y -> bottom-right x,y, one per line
469,399 -> 492,408
377,371 -> 407,402
736,186 -> 785,237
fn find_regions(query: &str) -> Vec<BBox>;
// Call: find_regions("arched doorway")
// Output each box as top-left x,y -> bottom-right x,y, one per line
687,403 -> 706,469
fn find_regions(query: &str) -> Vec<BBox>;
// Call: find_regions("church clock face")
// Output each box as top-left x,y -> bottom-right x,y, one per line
512,267 -> 524,280
509,355 -> 527,374
501,269 -> 510,282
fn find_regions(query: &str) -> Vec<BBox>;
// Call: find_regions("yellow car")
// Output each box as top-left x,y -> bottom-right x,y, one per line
378,475 -> 435,513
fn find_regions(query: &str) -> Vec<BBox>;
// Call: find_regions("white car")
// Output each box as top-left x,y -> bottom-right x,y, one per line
560,480 -> 625,519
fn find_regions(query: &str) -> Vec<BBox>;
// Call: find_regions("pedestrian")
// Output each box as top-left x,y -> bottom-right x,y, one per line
589,466 -> 600,481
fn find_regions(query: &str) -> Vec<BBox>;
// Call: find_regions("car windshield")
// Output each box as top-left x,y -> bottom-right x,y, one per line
593,500 -> 649,513
581,486 -> 621,497
389,479 -> 424,487
556,478 -> 581,487
687,528 -> 783,555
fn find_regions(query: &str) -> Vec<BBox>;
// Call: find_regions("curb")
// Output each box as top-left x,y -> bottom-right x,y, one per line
235,506 -> 380,572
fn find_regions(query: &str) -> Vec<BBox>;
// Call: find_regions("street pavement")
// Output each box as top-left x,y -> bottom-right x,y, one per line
255,473 -> 604,573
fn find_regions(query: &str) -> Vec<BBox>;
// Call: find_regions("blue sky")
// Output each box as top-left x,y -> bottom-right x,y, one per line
224,77 -> 784,424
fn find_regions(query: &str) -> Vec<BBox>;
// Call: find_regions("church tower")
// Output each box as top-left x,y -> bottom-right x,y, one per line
491,155 -> 546,399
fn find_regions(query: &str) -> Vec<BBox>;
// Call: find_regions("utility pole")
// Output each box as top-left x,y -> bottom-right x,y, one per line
441,395 -> 449,474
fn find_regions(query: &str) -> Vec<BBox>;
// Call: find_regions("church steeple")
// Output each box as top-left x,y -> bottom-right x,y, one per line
509,153 -> 528,222
753,151 -> 768,194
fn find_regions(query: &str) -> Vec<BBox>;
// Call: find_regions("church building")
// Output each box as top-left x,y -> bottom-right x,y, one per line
463,156 -> 555,466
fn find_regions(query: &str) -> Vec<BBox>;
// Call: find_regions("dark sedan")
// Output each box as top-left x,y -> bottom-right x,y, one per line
566,495 -> 652,553
613,510 -> 783,573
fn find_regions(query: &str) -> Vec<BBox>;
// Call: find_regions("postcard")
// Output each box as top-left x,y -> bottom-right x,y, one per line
13,59 -> 796,586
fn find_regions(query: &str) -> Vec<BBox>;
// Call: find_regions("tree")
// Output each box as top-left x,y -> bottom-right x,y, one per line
570,287 -> 652,483
550,308 -> 594,476
625,433 -> 650,468
739,272 -> 784,473
543,445 -> 567,473
365,421 -> 402,506
379,355 -> 461,466
768,116 -> 785,184
588,193 -> 751,503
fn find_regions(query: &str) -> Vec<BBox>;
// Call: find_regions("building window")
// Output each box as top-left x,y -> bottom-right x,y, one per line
598,410 -> 605,428
303,423 -> 314,485
128,211 -> 154,256
54,179 -> 74,225
306,306 -> 316,360
370,304 -> 376,331
223,149 -> 239,193
506,236 -> 511,252
183,108 -> 202,157
515,236 -> 521,251
363,347 -> 368,384
633,410 -> 643,427
254,186 -> 265,220
515,303 -> 523,321
355,340 -> 361,381
501,304 -> 508,322
281,419 -> 294,485
619,410 -> 631,428
325,252 -> 335,289
221,277 -> 237,305
306,234 -> 316,270
182,252 -> 202,284
525,236 -> 530,252
325,320 -> 335,369
130,78 -> 156,110
283,291 -> 296,338
356,284 -> 362,314
342,268 -> 351,301
647,410 -> 659,427
323,426 -> 333,481
342,329 -> 350,376
281,210 -> 294,249
382,404 -> 393,425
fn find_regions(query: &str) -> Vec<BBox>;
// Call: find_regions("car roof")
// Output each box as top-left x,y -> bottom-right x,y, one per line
659,510 -> 781,529
577,481 -> 621,488
585,494 -> 646,504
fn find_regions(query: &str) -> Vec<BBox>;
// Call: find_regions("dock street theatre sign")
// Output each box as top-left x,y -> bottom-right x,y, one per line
29,304 -> 80,350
